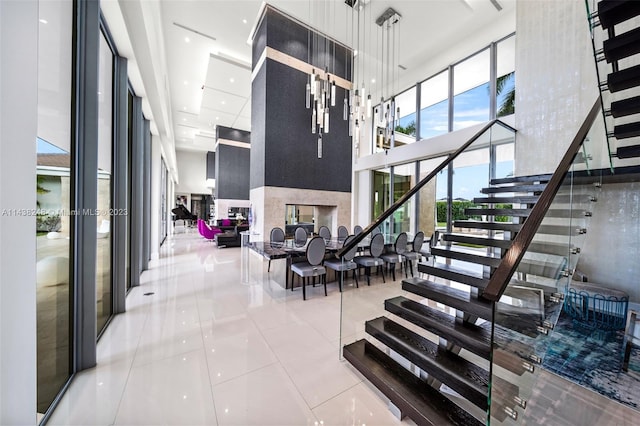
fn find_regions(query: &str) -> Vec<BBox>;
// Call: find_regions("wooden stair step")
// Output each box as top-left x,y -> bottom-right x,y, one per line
613,121 -> 640,139
464,208 -> 532,217
481,184 -> 547,194
608,64 -> 640,93
617,144 -> 640,159
343,340 -> 483,426
603,26 -> 640,63
442,233 -> 513,249
598,0 -> 640,30
402,277 -> 493,321
430,246 -> 502,268
385,296 -> 492,358
473,195 -> 540,204
490,174 -> 552,185
418,262 -> 489,289
610,95 -> 640,118
366,317 -> 489,410
453,220 -> 523,232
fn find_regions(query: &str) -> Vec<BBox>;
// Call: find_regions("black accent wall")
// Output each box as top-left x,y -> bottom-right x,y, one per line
215,144 -> 250,200
206,151 -> 215,180
251,6 -> 353,193
215,125 -> 251,200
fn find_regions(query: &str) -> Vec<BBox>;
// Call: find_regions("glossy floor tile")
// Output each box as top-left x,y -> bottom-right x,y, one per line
47,231 -> 415,426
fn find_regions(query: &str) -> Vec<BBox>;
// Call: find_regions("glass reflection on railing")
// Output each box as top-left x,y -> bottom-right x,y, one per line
488,112 -> 632,424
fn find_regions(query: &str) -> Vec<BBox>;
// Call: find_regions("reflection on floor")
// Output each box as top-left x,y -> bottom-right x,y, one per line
46,231 -> 416,426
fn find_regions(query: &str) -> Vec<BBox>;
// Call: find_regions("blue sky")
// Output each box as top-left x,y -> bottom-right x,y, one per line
37,137 -> 67,154
436,160 -> 513,200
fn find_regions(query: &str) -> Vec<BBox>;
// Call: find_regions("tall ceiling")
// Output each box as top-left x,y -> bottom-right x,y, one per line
160,0 -> 515,153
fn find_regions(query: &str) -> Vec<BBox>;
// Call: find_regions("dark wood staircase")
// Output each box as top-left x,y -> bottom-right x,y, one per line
342,173 -> 579,424
594,0 -> 640,160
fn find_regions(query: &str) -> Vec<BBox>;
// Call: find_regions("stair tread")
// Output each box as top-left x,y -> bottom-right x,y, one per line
453,220 -> 523,232
598,0 -> 640,29
385,297 -> 527,396
442,233 -> 513,249
418,262 -> 489,289
610,95 -> 640,118
386,296 -> 492,358
608,64 -> 640,93
473,195 -> 540,204
490,174 -> 552,185
481,183 -> 547,194
465,208 -> 532,217
617,144 -> 640,159
343,340 -> 483,426
402,277 -> 493,321
614,121 -> 640,139
366,317 -> 489,409
603,26 -> 640,63
430,246 -> 502,268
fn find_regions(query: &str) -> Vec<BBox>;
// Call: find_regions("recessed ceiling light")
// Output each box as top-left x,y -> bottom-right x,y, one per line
371,78 -> 376,83
229,78 -> 235,83
243,19 -> 248,24
39,19 -> 48,24
183,106 -> 187,110
184,37 -> 190,43
184,80 -> 188,85
97,91 -> 102,95
183,118 -> 186,121
216,117 -> 219,120
221,101 -> 226,105
354,50 -> 358,56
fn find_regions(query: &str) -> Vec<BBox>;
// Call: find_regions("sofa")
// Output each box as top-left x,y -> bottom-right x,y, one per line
215,225 -> 249,248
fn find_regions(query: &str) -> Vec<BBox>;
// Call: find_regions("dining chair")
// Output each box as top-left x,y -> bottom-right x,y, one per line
337,225 -> 349,240
324,235 -> 359,291
318,225 -> 331,241
353,225 -> 363,235
268,227 -> 285,272
381,232 -> 408,281
294,226 -> 308,247
402,231 -> 425,277
354,233 -> 386,286
290,236 -> 327,300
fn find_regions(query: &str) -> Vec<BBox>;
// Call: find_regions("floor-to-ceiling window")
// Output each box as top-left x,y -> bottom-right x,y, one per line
125,91 -> 133,290
372,168 -> 391,228
453,48 -> 490,131
497,35 -> 515,117
96,28 -> 114,334
420,71 -> 449,140
392,163 -> 414,233
394,86 -> 417,143
36,0 -> 73,416
161,159 -> 168,244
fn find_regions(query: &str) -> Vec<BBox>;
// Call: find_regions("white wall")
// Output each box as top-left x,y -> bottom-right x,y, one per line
174,150 -> 210,196
0,0 -> 38,423
514,0 -> 599,175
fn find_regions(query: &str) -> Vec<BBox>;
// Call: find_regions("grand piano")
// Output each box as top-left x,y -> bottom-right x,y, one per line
171,204 -> 197,227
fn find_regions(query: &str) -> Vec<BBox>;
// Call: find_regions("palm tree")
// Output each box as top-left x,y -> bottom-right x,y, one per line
496,72 -> 515,117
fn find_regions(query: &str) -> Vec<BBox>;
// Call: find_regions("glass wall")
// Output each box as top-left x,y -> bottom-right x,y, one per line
126,91 -> 133,290
36,0 -> 73,415
394,86 -> 417,141
96,30 -> 114,334
372,168 -> 391,225
453,48 -> 490,131
392,163 -> 414,233
420,71 -> 449,140
496,35 -> 515,117
371,34 -> 515,152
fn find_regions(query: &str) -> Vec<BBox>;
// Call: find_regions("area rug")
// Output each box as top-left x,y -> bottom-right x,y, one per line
538,312 -> 640,410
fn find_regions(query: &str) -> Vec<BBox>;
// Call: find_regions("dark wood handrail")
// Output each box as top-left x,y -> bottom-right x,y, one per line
336,119 -> 517,258
481,97 -> 602,301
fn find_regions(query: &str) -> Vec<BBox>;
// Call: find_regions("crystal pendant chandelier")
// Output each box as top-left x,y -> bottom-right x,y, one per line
304,0 -> 342,159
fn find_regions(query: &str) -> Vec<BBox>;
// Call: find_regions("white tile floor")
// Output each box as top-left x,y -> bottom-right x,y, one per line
48,231 -> 415,426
